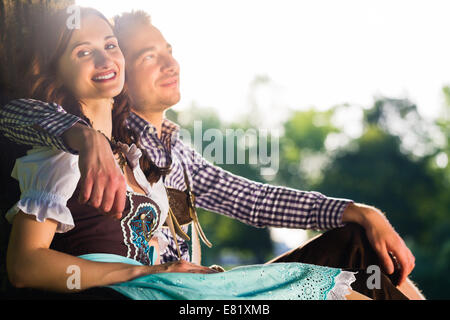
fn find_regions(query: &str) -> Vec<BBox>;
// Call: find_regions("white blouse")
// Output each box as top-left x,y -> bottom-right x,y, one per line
6,143 -> 170,254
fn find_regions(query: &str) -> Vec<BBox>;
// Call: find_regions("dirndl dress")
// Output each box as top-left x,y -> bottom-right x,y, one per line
80,253 -> 357,300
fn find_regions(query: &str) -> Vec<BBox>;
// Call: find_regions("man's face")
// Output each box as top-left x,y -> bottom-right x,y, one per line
121,24 -> 180,113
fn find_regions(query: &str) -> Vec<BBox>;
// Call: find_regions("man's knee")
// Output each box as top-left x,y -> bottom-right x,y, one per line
321,223 -> 367,246
352,269 -> 409,300
271,223 -> 379,269
294,223 -> 380,269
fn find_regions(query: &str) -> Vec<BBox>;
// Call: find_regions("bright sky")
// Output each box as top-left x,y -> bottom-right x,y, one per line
77,0 -> 450,248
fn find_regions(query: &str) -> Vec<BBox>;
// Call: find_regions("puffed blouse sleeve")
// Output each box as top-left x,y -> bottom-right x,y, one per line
5,147 -> 80,233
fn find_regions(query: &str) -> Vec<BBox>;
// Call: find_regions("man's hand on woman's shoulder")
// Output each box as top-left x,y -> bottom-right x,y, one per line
62,124 -> 127,219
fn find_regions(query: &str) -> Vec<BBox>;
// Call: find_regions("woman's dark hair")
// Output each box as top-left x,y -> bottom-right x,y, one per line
25,6 -> 169,183
112,91 -> 172,184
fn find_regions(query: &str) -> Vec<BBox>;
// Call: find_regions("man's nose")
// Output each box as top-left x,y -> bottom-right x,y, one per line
161,54 -> 179,73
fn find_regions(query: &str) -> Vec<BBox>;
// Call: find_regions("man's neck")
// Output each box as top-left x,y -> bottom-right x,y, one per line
132,109 -> 165,139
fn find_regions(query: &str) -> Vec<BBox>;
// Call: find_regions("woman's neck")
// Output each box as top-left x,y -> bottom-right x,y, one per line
80,98 -> 113,139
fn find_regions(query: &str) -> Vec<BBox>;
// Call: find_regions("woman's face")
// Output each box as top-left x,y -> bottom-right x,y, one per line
57,14 -> 125,101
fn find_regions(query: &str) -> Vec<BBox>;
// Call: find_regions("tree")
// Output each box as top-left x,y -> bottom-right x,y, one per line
275,108 -> 341,190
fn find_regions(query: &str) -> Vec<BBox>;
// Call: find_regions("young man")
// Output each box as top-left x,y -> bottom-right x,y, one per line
0,10 -> 423,299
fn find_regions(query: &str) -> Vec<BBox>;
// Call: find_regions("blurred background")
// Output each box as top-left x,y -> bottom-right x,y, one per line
1,0 -> 449,299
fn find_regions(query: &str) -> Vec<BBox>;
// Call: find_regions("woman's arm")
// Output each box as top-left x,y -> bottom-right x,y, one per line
7,212 -> 217,293
7,212 -> 150,292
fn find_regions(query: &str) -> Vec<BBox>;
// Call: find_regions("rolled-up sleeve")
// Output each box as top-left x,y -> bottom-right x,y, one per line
183,144 -> 353,231
0,99 -> 86,154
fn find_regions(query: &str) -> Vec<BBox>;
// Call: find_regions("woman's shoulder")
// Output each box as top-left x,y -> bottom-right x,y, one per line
19,147 -> 78,163
13,147 -> 80,187
7,147 -> 80,233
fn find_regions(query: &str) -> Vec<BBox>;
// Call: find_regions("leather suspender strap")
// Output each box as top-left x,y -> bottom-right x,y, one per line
183,168 -> 212,248
165,205 -> 182,260
162,165 -> 213,264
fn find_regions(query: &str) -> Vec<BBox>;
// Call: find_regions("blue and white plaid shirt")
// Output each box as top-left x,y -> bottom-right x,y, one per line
0,99 -> 353,263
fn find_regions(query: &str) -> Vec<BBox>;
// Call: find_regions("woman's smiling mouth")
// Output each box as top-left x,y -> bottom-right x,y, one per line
92,71 -> 117,82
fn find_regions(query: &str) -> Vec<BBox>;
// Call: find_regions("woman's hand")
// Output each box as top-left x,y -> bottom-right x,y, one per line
148,260 -> 219,275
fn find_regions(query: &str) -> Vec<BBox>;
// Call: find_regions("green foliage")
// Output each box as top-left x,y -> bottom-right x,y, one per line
283,109 -> 338,152
275,108 -> 339,189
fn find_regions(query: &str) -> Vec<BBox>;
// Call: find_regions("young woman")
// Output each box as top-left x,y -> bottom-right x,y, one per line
5,6 -> 368,300
5,6 -> 214,294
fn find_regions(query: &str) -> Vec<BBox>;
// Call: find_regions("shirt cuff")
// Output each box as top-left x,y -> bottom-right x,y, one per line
37,111 -> 88,154
314,193 -> 354,230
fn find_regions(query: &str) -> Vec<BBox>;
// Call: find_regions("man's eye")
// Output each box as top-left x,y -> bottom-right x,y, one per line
106,43 -> 117,50
77,50 -> 91,58
144,55 -> 155,61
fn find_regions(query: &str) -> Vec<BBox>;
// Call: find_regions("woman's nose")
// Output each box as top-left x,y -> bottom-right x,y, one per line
94,50 -> 114,69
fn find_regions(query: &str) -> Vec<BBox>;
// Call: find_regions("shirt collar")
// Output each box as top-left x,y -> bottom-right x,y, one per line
127,112 -> 180,146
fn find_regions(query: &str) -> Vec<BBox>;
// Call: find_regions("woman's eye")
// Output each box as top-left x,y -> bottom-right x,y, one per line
77,50 -> 91,58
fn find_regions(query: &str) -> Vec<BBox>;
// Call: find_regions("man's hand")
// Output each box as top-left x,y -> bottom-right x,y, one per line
342,203 -> 415,286
62,124 -> 127,219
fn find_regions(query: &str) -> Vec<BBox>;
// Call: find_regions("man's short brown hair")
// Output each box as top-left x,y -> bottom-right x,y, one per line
113,10 -> 152,54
